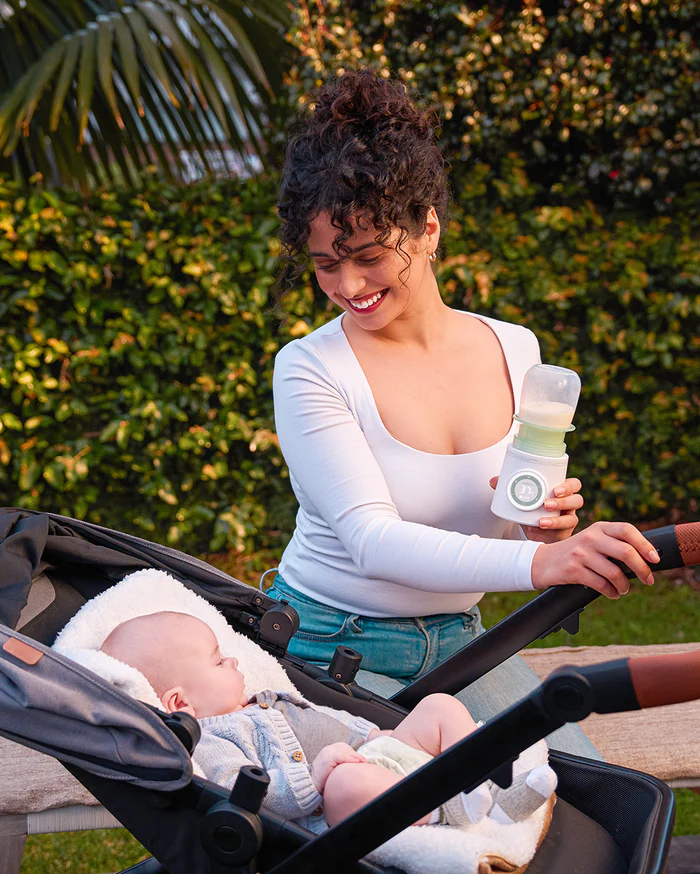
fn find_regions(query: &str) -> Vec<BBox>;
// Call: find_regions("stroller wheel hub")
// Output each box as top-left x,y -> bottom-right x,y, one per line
215,825 -> 242,852
200,801 -> 264,866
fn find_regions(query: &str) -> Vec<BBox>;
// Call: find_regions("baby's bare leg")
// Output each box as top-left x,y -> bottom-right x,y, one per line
324,696 -> 485,828
323,762 -> 433,828
390,693 -> 479,756
382,694 -> 492,826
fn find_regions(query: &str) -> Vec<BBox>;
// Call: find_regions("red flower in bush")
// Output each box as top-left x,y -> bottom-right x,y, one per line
609,170 -> 620,179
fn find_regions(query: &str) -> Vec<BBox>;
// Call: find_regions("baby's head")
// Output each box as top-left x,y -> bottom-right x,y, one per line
101,611 -> 247,718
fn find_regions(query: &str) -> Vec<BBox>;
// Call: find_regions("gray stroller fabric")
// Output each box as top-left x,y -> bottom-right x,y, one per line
0,508 -> 273,632
0,511 -> 51,630
0,510 -> 146,630
0,625 -> 192,790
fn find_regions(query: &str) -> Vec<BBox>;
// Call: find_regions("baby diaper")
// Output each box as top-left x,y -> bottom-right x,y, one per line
357,734 -> 433,777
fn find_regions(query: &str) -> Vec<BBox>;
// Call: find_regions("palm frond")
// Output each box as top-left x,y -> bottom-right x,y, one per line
0,0 -> 291,187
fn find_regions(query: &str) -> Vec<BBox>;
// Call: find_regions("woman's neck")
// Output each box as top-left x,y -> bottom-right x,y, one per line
344,276 -> 454,351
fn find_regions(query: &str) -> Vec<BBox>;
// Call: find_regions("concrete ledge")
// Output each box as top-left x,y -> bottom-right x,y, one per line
0,737 -> 97,816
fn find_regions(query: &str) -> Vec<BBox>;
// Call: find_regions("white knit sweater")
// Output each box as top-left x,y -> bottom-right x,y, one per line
195,688 -> 377,820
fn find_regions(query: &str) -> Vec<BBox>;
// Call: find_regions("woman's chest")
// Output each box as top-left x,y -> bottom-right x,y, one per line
357,345 -> 514,456
363,430 -> 510,536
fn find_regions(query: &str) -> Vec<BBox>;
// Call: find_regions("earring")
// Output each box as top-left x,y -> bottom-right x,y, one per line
429,251 -> 437,262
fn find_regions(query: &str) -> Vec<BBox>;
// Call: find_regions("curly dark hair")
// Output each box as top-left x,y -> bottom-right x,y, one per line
275,69 -> 450,299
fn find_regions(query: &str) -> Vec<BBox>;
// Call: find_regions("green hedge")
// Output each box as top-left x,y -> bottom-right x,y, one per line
0,175 -> 293,552
439,155 -> 699,521
287,0 -> 698,212
1,170 -> 697,552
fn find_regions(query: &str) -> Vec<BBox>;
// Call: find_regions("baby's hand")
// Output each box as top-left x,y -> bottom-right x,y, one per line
310,742 -> 367,793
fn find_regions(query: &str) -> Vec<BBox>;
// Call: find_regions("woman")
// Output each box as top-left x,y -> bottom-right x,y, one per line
267,70 -> 659,756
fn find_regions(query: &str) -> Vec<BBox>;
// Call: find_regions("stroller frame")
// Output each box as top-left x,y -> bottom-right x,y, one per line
0,508 -> 695,874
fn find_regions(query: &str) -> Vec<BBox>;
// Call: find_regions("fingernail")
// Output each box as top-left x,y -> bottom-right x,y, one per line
648,549 -> 660,563
554,487 -> 565,497
647,574 -> 655,585
539,518 -> 553,528
544,500 -> 557,510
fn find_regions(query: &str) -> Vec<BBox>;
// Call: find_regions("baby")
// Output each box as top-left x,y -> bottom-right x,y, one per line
101,611 -> 556,827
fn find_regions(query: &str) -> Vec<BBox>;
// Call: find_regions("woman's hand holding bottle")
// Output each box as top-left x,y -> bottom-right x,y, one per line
489,475 -> 584,544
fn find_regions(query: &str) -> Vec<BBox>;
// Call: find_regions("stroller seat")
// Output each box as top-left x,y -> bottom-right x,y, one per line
1,508 -> 695,874
50,567 -> 557,874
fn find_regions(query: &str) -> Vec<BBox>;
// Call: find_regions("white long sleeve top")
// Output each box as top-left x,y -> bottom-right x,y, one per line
273,312 -> 542,618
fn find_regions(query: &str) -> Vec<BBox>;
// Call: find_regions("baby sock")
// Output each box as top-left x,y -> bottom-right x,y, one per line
488,763 -> 557,825
434,781 -> 493,826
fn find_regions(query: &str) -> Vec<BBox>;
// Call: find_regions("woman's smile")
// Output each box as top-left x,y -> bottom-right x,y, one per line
346,288 -> 389,313
306,211 -> 440,333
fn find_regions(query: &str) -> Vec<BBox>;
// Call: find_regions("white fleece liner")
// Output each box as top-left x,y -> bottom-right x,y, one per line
54,569 -> 549,874
365,739 -> 550,874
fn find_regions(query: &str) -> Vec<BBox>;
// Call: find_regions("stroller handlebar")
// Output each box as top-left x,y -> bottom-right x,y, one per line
391,520 -> 700,709
628,648 -> 700,710
617,520 -> 700,576
541,648 -> 700,718
676,521 -> 700,567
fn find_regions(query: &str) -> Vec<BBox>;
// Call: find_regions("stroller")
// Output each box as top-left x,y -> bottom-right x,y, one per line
0,506 -> 698,874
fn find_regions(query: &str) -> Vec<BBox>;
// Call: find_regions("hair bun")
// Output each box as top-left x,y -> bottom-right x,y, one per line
313,69 -> 433,139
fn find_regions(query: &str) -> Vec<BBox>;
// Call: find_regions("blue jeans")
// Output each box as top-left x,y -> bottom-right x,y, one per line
267,573 -> 603,761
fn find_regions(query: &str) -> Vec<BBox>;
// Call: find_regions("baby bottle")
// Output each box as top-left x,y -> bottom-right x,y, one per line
490,364 -> 581,525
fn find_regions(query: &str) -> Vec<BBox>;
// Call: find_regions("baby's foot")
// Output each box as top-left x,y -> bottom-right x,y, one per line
437,782 -> 492,826
488,764 -> 557,825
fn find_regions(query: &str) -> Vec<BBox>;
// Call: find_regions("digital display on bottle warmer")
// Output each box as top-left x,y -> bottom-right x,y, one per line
507,471 -> 547,510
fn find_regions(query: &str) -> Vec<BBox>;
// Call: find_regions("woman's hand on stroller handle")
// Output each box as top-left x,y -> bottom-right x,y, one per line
530,521 -> 661,599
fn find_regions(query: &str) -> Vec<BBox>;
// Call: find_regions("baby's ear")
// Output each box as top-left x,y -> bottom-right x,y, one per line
160,686 -> 196,717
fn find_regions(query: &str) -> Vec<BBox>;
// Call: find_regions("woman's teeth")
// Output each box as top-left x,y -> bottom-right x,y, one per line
349,289 -> 387,310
